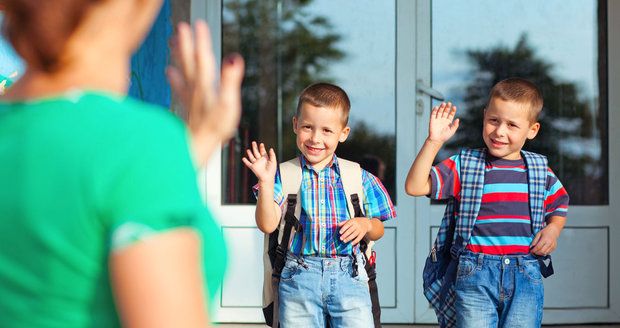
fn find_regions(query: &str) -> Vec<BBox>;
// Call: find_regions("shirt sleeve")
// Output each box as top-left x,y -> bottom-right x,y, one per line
252,169 -> 285,207
361,169 -> 396,222
544,167 -> 569,219
429,154 -> 461,200
100,113 -> 207,250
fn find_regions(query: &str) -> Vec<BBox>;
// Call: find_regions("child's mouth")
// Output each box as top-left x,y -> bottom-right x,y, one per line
490,139 -> 507,147
306,145 -> 324,154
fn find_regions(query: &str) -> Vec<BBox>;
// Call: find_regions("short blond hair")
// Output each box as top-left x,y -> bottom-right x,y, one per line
296,83 -> 351,125
487,78 -> 543,122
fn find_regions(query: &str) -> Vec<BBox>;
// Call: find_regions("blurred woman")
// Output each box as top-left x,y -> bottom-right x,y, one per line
0,0 -> 243,327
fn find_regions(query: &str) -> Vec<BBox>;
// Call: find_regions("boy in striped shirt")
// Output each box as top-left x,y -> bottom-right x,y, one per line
405,78 -> 569,327
244,83 -> 396,327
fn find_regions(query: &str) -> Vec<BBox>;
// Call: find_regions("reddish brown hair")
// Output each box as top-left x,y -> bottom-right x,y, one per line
487,77 -> 544,122
296,82 -> 351,125
2,0 -> 97,72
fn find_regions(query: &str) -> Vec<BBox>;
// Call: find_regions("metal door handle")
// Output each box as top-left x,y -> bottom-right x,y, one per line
416,79 -> 445,101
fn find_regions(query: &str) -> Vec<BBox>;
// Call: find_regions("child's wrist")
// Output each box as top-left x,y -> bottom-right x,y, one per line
425,138 -> 444,147
258,179 -> 275,188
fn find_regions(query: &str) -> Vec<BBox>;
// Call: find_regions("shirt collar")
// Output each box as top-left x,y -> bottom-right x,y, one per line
299,154 -> 340,174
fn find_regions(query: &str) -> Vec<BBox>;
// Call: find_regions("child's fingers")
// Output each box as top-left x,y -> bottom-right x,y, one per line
251,141 -> 262,158
447,105 -> 457,120
340,228 -> 357,243
268,148 -> 277,162
431,105 -> 439,118
259,143 -> 267,156
450,118 -> 460,133
241,157 -> 253,168
245,148 -> 257,162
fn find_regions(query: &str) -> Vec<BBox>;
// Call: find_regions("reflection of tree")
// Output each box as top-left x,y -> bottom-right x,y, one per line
446,34 -> 606,204
222,0 -> 345,203
338,122 -> 396,200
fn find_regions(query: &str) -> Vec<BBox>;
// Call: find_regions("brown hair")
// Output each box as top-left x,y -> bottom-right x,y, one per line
296,82 -> 351,125
2,0 -> 97,72
487,78 -> 543,122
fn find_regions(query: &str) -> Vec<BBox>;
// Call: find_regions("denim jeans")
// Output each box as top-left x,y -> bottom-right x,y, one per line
454,251 -> 544,328
278,252 -> 373,328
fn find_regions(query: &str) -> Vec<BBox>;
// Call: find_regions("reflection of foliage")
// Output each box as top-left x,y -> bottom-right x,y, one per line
223,0 -> 344,148
446,34 -> 606,204
337,121 -> 396,201
223,0 -> 345,203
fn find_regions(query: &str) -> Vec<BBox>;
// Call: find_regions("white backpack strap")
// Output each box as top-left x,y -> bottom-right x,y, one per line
279,158 -> 303,223
338,158 -> 375,256
338,158 -> 365,217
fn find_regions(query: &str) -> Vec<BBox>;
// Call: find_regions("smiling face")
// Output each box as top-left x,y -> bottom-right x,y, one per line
293,103 -> 350,170
482,97 -> 540,160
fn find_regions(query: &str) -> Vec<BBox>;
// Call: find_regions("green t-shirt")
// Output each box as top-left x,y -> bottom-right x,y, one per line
0,91 -> 227,327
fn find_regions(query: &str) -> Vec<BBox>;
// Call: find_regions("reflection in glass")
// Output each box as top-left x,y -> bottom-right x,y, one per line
222,0 -> 396,204
432,0 -> 607,205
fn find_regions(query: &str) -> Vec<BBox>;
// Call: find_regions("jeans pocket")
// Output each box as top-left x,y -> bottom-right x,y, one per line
280,260 -> 300,281
524,261 -> 543,284
456,257 -> 476,279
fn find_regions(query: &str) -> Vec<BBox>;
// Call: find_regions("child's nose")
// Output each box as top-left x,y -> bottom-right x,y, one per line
496,124 -> 508,136
311,131 -> 321,142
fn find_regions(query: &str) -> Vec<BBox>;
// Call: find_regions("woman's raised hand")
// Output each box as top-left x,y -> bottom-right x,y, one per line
168,20 -> 245,167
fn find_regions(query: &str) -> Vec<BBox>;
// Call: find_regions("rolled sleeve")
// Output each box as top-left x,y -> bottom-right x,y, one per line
361,169 -> 396,222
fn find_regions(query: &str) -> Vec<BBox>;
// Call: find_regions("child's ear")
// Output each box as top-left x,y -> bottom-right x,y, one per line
292,116 -> 298,134
338,126 -> 351,143
527,122 -> 541,140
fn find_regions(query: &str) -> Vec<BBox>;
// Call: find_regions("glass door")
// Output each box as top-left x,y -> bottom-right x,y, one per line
199,0 -> 417,323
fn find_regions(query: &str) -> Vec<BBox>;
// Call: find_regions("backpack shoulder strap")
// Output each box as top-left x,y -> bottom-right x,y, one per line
338,158 -> 365,218
279,157 -> 303,220
521,150 -> 548,234
455,148 -> 486,251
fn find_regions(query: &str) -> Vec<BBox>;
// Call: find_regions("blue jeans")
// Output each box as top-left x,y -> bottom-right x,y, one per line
278,253 -> 373,328
454,251 -> 544,328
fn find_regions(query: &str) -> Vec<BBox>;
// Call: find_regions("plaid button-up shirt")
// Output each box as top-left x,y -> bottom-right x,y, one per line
254,155 -> 396,257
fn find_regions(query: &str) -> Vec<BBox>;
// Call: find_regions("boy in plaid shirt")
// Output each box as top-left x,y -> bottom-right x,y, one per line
405,78 -> 569,327
243,82 -> 395,327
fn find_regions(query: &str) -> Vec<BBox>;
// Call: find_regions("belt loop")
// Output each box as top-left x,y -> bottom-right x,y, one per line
517,256 -> 524,267
477,253 -> 484,266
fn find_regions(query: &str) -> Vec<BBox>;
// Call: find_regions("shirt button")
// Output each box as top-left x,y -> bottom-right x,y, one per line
504,258 -> 510,265
320,200 -> 325,204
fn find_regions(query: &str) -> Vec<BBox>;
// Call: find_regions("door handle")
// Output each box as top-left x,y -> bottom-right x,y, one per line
416,79 -> 445,101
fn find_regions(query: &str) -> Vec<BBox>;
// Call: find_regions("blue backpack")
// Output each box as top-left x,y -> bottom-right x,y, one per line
422,148 -> 554,328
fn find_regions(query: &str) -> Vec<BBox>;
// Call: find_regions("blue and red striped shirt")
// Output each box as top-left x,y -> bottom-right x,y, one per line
254,155 -> 396,257
430,154 -> 569,255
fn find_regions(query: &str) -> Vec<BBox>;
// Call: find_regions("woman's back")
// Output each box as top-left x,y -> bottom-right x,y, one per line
0,91 -> 227,327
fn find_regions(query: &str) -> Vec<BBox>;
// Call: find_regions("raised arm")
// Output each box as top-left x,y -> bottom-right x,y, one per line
405,102 -> 459,196
242,142 -> 281,233
167,21 -> 245,168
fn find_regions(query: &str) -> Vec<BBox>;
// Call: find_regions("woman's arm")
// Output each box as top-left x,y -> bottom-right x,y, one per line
110,228 -> 210,328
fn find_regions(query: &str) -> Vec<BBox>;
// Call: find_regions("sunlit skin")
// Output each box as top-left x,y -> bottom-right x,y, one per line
482,97 -> 540,160
292,103 -> 350,171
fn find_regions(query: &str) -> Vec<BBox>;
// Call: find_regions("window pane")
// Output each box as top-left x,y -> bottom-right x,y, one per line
432,0 -> 608,205
222,0 -> 396,204
0,30 -> 23,94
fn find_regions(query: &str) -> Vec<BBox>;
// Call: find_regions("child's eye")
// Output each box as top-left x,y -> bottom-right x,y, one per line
302,125 -> 312,130
323,129 -> 333,134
